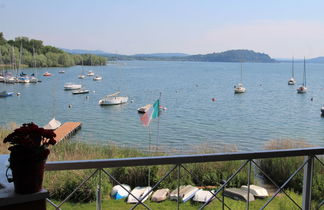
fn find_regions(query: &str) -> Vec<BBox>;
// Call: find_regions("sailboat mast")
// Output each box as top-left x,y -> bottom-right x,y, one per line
304,57 -> 306,87
292,57 -> 294,78
19,42 -> 23,71
240,63 -> 243,83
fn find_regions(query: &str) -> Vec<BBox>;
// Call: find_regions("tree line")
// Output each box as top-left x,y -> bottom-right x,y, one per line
0,32 -> 107,68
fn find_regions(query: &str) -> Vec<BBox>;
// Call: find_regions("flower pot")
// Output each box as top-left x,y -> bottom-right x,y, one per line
10,158 -> 46,194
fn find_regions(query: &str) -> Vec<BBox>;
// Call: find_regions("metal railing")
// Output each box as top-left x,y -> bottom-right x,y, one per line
45,147 -> 324,210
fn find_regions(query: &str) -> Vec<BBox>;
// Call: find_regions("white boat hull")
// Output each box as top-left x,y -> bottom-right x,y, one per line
99,96 -> 128,105
64,83 -> 82,90
127,187 -> 152,203
297,86 -> 307,93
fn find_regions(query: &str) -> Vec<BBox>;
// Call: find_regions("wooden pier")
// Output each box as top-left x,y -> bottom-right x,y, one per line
54,122 -> 81,143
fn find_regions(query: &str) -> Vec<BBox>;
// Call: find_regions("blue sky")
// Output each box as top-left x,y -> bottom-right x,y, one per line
1,0 -> 324,58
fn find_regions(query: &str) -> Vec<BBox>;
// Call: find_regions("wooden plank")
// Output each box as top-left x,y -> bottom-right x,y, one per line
54,122 -> 81,142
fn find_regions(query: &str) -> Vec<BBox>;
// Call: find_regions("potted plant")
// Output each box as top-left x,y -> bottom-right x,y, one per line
3,122 -> 56,194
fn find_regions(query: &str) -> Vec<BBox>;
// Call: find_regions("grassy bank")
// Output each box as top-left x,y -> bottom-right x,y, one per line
0,126 -> 323,208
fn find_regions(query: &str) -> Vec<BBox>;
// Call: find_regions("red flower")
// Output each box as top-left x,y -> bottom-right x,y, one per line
3,122 -> 56,160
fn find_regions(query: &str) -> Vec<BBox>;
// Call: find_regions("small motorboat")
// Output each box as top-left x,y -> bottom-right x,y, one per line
99,91 -> 128,105
0,91 -> 14,97
64,83 -> 82,90
43,72 -> 52,76
72,88 -> 90,94
93,75 -> 102,81
151,189 -> 170,202
170,185 -> 199,202
234,83 -> 246,94
17,76 -> 30,83
87,71 -> 95,76
78,74 -> 86,79
29,76 -> 38,83
137,104 -> 152,113
193,189 -> 215,203
241,185 -> 269,198
111,184 -> 131,200
223,188 -> 255,202
288,78 -> 296,85
59,70 -> 65,73
320,106 -> 324,116
127,186 -> 152,204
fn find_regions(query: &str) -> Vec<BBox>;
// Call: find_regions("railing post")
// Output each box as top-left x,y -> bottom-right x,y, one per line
246,160 -> 251,210
177,164 -> 180,210
96,169 -> 102,210
302,156 -> 313,210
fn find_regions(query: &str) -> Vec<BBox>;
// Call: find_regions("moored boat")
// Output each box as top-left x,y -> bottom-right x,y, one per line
93,75 -> 102,81
99,91 -> 128,105
72,88 -> 90,94
234,63 -> 246,94
137,104 -> 152,113
0,91 -> 14,97
297,57 -> 307,94
43,72 -> 52,76
64,83 -> 82,90
87,71 -> 95,76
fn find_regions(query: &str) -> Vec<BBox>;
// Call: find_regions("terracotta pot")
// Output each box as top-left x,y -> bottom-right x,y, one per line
11,159 -> 46,194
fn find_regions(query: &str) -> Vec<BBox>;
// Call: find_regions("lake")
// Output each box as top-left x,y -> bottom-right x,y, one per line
1,60 -> 324,154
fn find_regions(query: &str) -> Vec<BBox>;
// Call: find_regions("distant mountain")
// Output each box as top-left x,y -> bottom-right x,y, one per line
187,50 -> 275,63
307,57 -> 324,63
134,53 -> 189,57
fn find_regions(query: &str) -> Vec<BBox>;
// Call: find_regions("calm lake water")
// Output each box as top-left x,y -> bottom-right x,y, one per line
1,61 -> 324,153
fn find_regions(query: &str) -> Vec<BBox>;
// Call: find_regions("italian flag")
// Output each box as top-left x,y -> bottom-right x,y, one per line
140,99 -> 160,127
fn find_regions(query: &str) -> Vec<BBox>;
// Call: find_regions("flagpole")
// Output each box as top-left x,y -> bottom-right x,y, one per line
147,124 -> 151,186
156,92 -> 162,153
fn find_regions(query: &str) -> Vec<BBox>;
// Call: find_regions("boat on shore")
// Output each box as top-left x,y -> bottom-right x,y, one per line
111,184 -> 131,200
127,186 -> 152,203
241,185 -> 269,198
137,104 -> 152,113
193,189 -> 215,203
223,188 -> 255,202
99,91 -> 128,105
43,118 -> 61,130
170,185 -> 199,202
151,189 -> 170,202
64,83 -> 82,90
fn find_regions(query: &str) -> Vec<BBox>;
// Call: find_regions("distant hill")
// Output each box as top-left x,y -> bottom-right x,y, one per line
134,53 -> 189,57
61,48 -> 275,63
187,50 -> 275,63
307,57 -> 324,63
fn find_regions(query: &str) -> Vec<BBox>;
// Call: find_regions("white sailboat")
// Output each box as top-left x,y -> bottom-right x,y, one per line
297,57 -> 307,94
93,75 -> 102,81
29,45 -> 38,83
234,63 -> 246,94
0,49 -> 4,82
99,91 -> 128,105
288,57 -> 296,85
78,59 -> 86,79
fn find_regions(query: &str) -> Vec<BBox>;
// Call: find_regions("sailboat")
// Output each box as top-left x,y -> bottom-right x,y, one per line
288,57 -> 296,85
0,49 -> 4,82
17,43 -> 30,83
29,46 -> 38,83
297,57 -> 307,94
78,59 -> 86,79
234,63 -> 246,94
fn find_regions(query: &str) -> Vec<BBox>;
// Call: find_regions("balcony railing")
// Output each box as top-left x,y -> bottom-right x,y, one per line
45,147 -> 324,210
